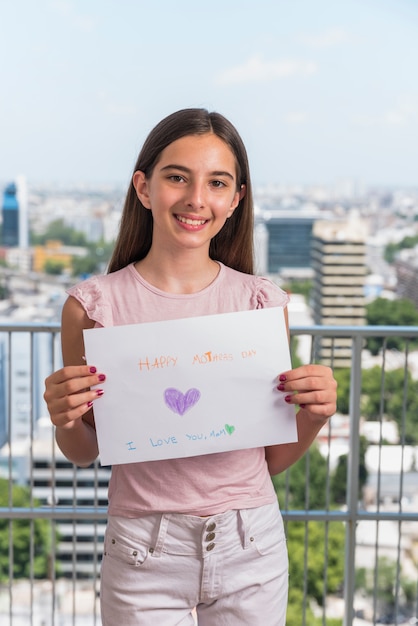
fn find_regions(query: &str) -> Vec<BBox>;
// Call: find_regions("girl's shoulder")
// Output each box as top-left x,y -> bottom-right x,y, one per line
220,264 -> 290,309
65,265 -> 134,326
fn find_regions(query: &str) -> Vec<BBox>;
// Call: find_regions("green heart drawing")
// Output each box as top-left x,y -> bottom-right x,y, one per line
225,424 -> 235,435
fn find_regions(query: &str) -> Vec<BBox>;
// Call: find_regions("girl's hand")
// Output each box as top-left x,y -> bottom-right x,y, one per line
44,365 -> 105,430
277,364 -> 337,423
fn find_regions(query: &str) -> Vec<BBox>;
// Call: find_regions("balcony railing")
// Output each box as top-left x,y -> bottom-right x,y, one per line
0,321 -> 418,625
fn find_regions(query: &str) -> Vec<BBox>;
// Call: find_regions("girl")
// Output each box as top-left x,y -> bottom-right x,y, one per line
44,108 -> 337,626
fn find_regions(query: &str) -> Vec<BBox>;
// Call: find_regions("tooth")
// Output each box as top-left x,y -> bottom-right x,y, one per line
177,215 -> 205,225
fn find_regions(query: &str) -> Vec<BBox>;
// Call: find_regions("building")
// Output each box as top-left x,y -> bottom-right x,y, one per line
0,331 -> 56,446
254,203 -> 330,275
2,183 -> 19,246
311,215 -> 368,366
33,240 -> 88,273
1,177 -> 28,249
0,418 -> 111,578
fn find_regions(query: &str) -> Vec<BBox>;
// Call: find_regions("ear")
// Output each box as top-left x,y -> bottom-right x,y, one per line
132,171 -> 151,209
227,184 -> 246,218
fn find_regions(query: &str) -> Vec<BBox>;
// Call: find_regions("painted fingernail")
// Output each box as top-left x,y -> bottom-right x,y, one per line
89,366 -> 97,374
279,374 -> 287,382
98,374 -> 106,382
285,395 -> 292,403
300,404 -> 306,409
277,383 -> 285,391
87,401 -> 93,408
96,389 -> 104,397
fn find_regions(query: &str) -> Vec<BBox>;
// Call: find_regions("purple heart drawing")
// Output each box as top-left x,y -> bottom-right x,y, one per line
164,388 -> 201,416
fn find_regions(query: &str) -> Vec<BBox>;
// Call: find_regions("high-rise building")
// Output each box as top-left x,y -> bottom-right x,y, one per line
311,216 -> 367,367
31,419 -> 110,578
2,182 -> 19,246
255,209 -> 315,273
1,177 -> 29,249
0,418 -> 111,578
254,204 -> 332,275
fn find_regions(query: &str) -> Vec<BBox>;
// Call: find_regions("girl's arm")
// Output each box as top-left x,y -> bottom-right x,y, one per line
44,296 -> 105,467
264,307 -> 337,476
265,364 -> 337,475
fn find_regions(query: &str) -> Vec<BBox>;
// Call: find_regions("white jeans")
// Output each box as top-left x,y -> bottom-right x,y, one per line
100,501 -> 288,625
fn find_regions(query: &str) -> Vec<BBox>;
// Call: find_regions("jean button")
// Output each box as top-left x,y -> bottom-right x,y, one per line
206,542 -> 215,551
206,522 -> 216,532
206,532 -> 216,542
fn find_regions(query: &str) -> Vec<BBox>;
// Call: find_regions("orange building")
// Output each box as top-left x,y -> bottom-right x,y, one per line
33,240 -> 87,273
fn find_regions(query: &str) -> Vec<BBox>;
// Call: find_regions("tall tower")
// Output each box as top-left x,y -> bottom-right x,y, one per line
2,182 -> 19,246
311,216 -> 367,367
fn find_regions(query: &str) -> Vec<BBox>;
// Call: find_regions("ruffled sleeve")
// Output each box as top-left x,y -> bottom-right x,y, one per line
66,275 -> 113,327
253,276 -> 290,310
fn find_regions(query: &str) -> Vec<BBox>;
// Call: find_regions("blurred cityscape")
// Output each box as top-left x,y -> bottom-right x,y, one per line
1,176 -> 418,624
2,176 -> 418,322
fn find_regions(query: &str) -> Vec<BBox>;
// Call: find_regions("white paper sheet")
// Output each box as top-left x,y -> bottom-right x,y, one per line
83,307 -> 298,465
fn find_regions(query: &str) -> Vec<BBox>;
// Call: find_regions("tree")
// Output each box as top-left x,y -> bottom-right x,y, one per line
0,282 -> 9,300
286,520 -> 345,607
330,436 -> 368,504
366,298 -> 418,355
71,239 -> 114,277
384,235 -> 418,264
30,219 -> 88,247
361,367 -> 418,444
272,443 -> 330,510
335,365 -> 418,445
44,259 -> 66,275
356,556 -> 418,622
282,279 -> 312,301
333,368 -> 351,415
0,479 -> 54,581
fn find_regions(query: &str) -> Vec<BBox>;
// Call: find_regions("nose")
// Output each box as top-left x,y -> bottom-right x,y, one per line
185,182 -> 206,210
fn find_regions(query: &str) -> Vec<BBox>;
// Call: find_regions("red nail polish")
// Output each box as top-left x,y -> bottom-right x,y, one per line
98,374 -> 106,382
279,374 -> 287,382
285,395 -> 292,403
89,366 -> 97,374
96,389 -> 104,397
300,404 -> 306,409
277,383 -> 285,391
87,401 -> 93,408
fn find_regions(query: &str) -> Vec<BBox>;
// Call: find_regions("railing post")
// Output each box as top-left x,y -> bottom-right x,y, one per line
343,333 -> 363,626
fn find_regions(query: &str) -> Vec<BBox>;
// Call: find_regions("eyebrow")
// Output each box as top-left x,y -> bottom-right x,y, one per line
159,164 -> 235,181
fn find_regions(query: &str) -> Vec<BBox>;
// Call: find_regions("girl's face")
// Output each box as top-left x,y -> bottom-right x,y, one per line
133,133 -> 241,255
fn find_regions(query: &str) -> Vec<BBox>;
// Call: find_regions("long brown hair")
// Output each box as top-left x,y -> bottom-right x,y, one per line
108,108 -> 254,274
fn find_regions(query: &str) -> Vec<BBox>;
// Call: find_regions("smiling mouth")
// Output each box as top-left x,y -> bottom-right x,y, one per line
175,215 -> 207,226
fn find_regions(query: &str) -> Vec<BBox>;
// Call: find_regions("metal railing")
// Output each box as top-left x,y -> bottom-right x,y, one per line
0,322 -> 418,625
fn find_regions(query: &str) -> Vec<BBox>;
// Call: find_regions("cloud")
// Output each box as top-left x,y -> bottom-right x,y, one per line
300,28 -> 348,48
216,55 -> 318,85
354,97 -> 417,127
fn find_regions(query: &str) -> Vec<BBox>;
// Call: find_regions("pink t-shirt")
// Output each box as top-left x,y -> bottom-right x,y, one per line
67,262 -> 290,516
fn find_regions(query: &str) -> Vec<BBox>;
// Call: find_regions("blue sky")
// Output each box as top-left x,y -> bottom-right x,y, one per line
1,0 -> 417,188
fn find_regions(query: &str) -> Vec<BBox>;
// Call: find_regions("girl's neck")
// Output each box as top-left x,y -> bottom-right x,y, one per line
134,250 -> 220,294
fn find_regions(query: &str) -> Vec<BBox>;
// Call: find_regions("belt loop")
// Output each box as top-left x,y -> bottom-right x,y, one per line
151,514 -> 170,558
238,509 -> 251,549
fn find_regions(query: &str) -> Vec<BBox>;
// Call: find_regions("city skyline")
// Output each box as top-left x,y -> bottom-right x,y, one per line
1,0 -> 418,189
